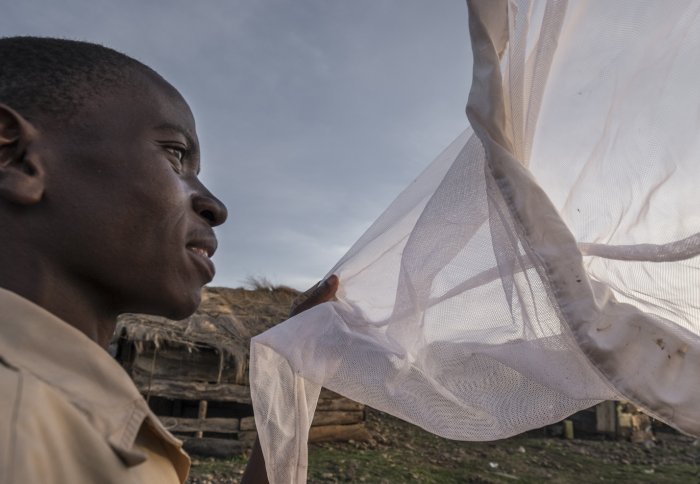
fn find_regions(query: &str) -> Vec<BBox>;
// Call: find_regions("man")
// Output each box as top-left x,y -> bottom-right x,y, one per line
0,36 -> 335,483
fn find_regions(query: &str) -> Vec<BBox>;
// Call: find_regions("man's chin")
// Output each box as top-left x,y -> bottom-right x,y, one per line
165,292 -> 202,320
131,287 -> 202,321
161,305 -> 199,321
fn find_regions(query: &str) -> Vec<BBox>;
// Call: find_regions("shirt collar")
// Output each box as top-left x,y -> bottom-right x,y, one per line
0,287 -> 190,482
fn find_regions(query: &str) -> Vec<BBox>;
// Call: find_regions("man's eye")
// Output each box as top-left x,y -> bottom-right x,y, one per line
165,146 -> 185,162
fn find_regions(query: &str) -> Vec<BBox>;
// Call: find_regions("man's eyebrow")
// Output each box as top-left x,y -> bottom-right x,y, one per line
154,123 -> 199,153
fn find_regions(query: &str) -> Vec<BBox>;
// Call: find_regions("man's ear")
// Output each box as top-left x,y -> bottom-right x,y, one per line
0,104 -> 44,205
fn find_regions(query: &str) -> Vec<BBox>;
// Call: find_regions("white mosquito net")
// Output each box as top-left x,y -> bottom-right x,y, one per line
250,1 -> 700,482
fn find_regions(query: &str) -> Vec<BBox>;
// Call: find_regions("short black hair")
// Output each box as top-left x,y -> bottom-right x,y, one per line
0,36 -> 156,124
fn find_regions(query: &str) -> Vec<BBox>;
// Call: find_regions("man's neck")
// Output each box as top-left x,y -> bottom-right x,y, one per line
0,255 -> 117,349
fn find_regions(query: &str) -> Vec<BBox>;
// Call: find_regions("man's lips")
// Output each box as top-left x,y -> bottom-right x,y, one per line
187,246 -> 212,258
186,234 -> 217,258
186,233 -> 218,280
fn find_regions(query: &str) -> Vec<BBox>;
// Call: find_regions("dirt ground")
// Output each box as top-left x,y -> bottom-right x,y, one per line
187,407 -> 700,483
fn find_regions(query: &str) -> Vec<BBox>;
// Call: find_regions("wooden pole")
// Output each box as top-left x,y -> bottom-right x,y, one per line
196,400 -> 208,439
564,420 -> 574,440
145,346 -> 158,403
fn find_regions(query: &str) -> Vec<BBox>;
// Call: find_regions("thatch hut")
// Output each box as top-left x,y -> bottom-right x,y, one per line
113,285 -> 368,457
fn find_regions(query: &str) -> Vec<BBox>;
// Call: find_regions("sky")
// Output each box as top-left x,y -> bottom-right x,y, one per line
2,0 -> 473,290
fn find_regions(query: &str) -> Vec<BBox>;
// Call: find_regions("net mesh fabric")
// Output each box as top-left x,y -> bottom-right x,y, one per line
250,1 -> 700,482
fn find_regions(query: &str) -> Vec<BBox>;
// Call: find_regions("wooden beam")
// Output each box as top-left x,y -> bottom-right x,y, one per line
316,398 -> 365,412
183,437 -> 246,458
160,416 -> 240,433
134,379 -> 252,403
317,388 -> 364,410
238,410 -> 364,432
240,416 -> 256,431
309,423 -> 371,443
596,401 -> 617,435
237,430 -> 258,446
132,348 -> 243,385
183,423 -> 371,446
312,410 -> 364,427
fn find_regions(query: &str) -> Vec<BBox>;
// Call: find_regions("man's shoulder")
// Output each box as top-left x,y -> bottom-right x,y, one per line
0,358 -> 23,482
0,358 -> 65,446
0,355 -> 20,394
0,358 -> 137,483
0,356 -> 103,442
0,357 -> 69,419
0,357 -> 22,428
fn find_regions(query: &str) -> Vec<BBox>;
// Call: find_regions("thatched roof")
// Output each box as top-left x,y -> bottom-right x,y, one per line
115,285 -> 299,378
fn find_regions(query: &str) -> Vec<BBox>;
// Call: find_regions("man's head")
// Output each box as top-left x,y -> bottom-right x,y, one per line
0,37 -> 159,127
0,37 -> 227,327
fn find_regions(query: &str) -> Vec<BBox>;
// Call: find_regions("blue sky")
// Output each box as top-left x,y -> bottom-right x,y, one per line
3,0 -> 472,289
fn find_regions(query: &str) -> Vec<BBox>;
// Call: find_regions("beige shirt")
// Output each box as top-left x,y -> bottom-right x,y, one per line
0,288 -> 190,484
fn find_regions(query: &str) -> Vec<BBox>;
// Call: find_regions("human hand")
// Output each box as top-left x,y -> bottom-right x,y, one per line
289,274 -> 339,317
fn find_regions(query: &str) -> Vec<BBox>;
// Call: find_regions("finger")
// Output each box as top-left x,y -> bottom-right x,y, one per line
290,274 -> 339,317
290,275 -> 337,316
294,275 -> 338,307
317,274 -> 339,299
290,281 -> 323,313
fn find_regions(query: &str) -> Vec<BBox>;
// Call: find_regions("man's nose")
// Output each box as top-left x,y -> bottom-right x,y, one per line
192,187 -> 228,227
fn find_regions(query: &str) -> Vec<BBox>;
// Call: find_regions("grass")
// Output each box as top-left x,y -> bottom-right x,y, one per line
189,408 -> 700,483
306,411 -> 700,483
